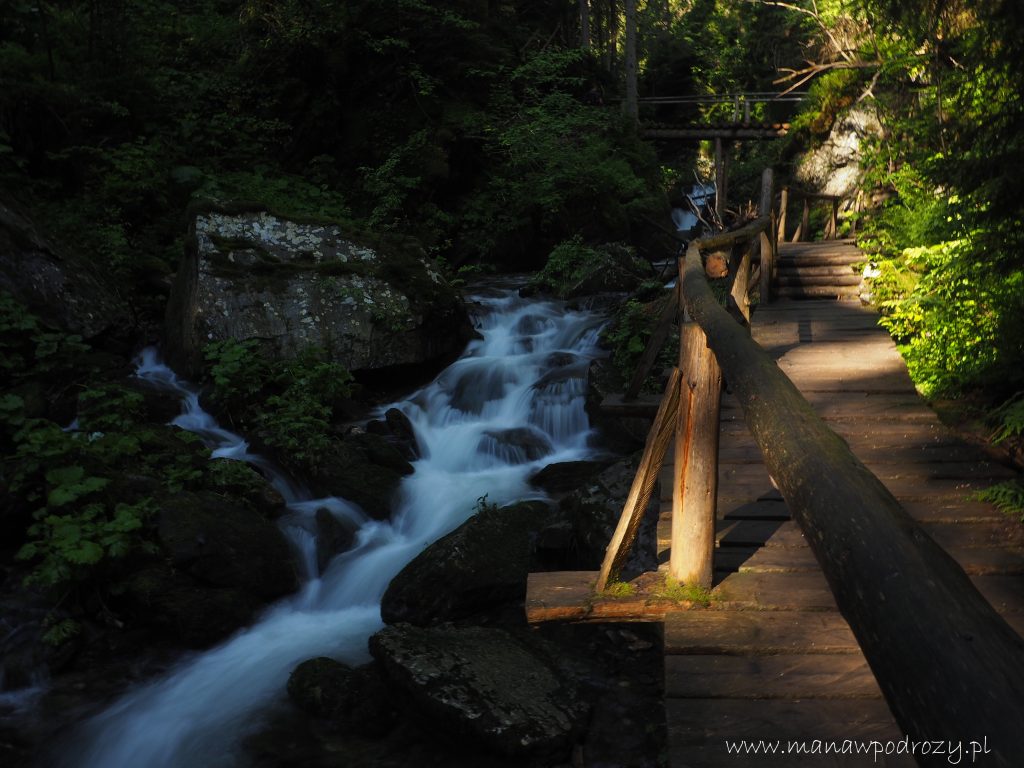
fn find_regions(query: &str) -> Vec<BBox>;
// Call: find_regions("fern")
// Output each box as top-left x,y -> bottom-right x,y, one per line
989,393 -> 1024,445
978,481 -> 1024,522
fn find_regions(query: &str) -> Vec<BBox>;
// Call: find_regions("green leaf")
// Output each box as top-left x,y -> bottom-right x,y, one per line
45,465 -> 85,485
67,540 -> 104,564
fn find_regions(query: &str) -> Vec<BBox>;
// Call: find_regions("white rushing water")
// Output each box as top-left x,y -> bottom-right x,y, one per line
66,286 -> 605,767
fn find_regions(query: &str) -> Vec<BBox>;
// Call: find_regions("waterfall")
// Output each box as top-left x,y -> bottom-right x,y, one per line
64,286 -> 605,767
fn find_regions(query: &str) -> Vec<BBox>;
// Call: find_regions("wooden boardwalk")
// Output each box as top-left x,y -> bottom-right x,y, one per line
661,294 -> 1024,765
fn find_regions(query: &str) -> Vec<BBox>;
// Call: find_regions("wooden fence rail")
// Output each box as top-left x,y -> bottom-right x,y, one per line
778,185 -> 841,242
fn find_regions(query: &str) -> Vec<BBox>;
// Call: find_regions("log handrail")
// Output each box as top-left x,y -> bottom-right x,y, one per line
678,241 -> 1024,764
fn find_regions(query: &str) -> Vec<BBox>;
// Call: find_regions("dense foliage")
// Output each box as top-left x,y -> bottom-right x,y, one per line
775,0 -> 1024,405
0,0 -> 667,321
0,292 -> 275,640
203,339 -> 353,471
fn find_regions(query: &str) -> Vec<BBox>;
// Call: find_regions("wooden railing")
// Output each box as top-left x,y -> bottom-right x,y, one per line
597,168 -> 1024,762
777,185 -> 842,242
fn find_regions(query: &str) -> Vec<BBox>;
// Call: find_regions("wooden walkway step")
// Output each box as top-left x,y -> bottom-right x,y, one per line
776,240 -> 866,300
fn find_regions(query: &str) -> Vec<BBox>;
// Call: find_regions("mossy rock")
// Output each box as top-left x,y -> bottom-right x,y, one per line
287,657 -> 394,737
165,208 -> 472,379
369,624 -> 588,760
306,434 -> 413,520
119,564 -> 259,647
380,500 -> 551,626
156,491 -> 298,599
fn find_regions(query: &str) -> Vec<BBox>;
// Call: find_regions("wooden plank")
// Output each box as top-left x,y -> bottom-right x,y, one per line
526,570 -> 711,623
714,570 -> 1024,614
667,699 -> 913,767
664,610 -> 860,655
716,519 -> 1024,552
526,571 -> 597,622
777,274 -> 862,287
598,393 -> 661,418
719,461 -> 1016,483
775,286 -> 861,298
714,570 -> 838,611
721,476 -> 995,501
665,654 -> 882,699
719,442 -> 988,464
778,264 -> 860,277
713,543 -> 1024,577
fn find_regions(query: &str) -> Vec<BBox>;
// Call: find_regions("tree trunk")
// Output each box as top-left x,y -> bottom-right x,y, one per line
623,0 -> 638,120
606,0 -> 618,75
579,0 -> 590,49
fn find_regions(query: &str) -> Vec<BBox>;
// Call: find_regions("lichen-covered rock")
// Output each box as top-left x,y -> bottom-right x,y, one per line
380,500 -> 551,626
368,624 -> 588,760
165,206 -> 471,377
0,199 -> 130,339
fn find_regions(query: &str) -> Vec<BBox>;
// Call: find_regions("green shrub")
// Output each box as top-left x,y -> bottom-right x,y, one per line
531,236 -> 602,295
203,340 -> 354,471
602,295 -> 679,393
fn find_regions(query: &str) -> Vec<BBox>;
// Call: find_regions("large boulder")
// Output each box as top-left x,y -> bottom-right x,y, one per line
156,491 -> 298,599
369,624 -> 588,760
797,107 -> 883,199
542,457 -> 659,578
287,657 -> 394,737
118,491 -> 298,646
0,199 -> 130,340
308,432 -> 414,519
165,206 -> 472,377
381,500 -> 550,626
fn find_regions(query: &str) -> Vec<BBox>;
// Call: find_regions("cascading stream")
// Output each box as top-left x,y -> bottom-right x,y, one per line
66,285 -> 605,767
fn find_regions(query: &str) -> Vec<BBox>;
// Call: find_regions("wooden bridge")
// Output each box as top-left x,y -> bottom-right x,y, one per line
526,172 -> 1024,766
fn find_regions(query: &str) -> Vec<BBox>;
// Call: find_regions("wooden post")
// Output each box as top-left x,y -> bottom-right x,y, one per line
669,316 -> 722,589
754,168 -> 774,304
671,242 -> 723,588
759,230 -> 773,304
727,243 -> 753,327
830,197 -> 839,240
714,138 -> 728,220
801,197 -> 810,242
778,186 -> 788,245
596,368 -> 683,592
758,168 -> 773,219
743,99 -> 750,124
